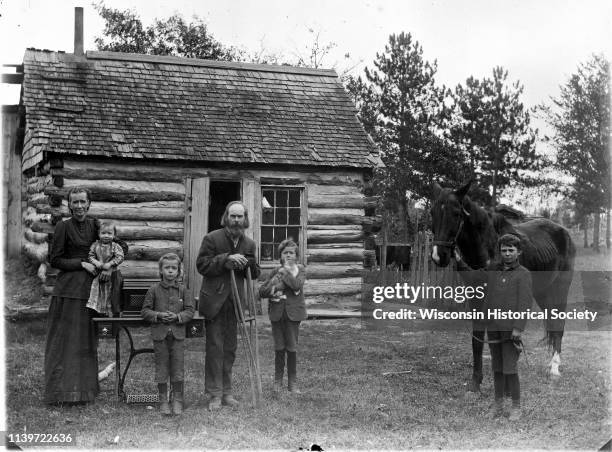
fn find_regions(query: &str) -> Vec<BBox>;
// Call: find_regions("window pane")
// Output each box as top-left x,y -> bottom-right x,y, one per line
262,208 -> 274,225
289,189 -> 300,207
262,195 -> 273,210
263,190 -> 275,206
261,243 -> 273,261
260,187 -> 303,262
288,208 -> 300,225
276,190 -> 288,207
261,227 -> 273,242
274,227 -> 287,243
275,207 -> 288,224
286,227 -> 299,242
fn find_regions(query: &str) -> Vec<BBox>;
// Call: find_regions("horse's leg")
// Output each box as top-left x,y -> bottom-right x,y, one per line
549,332 -> 563,377
535,271 -> 573,378
535,291 -> 561,378
549,270 -> 573,378
468,323 -> 485,392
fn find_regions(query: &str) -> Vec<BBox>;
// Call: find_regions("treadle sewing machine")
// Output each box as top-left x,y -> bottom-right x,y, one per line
92,278 -> 206,403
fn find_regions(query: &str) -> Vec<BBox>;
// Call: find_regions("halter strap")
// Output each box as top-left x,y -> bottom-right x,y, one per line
432,218 -> 464,248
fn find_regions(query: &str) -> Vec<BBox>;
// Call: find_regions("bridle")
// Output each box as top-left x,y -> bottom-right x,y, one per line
432,208 -> 469,249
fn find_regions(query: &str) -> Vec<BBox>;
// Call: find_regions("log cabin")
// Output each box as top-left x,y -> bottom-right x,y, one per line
7,32 -> 381,310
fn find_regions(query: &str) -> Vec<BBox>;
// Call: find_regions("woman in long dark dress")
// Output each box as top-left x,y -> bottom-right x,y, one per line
45,188 -> 103,404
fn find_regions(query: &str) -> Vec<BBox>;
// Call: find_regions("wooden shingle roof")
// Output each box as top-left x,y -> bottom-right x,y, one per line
21,49 -> 377,170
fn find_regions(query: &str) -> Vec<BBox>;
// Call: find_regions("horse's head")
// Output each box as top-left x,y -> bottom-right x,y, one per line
430,181 -> 472,267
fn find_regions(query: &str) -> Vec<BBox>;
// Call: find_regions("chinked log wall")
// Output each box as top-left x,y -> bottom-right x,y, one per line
25,158 -> 378,304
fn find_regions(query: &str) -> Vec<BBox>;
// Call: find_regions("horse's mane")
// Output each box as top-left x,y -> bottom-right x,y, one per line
458,197 -> 498,267
494,204 -> 525,222
462,199 -> 563,270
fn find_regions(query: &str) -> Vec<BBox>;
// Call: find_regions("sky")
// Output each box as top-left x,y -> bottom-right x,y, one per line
0,0 -> 610,209
1,0 -> 610,108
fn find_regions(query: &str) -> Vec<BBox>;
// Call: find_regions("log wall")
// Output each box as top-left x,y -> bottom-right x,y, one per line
23,159 -> 187,303
24,157 -> 378,305
302,186 -> 368,300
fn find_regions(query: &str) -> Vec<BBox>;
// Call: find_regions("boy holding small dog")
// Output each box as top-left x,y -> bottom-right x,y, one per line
259,239 -> 307,393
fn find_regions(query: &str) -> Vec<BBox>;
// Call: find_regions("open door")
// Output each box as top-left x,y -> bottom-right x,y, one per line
185,177 -> 209,303
185,178 -> 247,302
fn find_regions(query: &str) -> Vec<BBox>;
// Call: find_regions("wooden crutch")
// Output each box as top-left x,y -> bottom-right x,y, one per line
246,267 -> 263,396
229,269 -> 262,406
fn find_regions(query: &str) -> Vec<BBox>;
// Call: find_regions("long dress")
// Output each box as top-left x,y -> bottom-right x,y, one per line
44,217 -> 99,404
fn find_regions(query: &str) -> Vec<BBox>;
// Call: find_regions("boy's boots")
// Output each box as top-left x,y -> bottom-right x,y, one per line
158,383 -> 171,416
287,351 -> 300,394
508,401 -> 521,421
171,381 -> 184,415
488,398 -> 503,418
506,374 -> 521,421
489,372 -> 504,418
274,350 -> 285,391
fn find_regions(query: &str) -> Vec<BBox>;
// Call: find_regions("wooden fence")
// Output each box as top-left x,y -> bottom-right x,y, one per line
375,231 -> 459,306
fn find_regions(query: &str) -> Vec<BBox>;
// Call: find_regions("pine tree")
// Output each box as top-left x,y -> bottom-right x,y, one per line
449,67 -> 540,206
542,55 -> 610,251
362,32 -> 465,204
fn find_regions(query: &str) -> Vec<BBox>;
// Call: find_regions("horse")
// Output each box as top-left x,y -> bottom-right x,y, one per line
430,181 -> 575,392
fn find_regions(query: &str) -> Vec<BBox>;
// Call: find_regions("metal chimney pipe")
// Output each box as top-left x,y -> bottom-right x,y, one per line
74,7 -> 84,56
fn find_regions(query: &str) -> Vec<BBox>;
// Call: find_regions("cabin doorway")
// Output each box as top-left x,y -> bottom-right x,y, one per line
185,177 -> 242,302
208,181 -> 241,232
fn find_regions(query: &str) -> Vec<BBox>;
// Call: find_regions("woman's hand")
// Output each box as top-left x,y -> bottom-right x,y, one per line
81,262 -> 97,275
99,268 -> 112,282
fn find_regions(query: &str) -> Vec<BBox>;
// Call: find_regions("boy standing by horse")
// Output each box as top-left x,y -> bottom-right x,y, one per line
455,233 -> 533,421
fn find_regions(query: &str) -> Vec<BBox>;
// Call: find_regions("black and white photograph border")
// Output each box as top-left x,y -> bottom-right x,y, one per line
1,0 -> 611,450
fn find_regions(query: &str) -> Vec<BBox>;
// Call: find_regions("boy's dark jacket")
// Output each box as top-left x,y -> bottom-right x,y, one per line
196,228 -> 260,318
141,280 -> 195,340
457,259 -> 533,331
259,264 -> 307,322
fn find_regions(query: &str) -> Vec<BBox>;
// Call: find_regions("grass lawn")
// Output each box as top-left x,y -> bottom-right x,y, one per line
5,245 -> 611,449
5,313 -> 611,449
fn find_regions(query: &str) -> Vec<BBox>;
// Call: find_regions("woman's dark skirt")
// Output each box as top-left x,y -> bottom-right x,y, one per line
44,297 -> 99,404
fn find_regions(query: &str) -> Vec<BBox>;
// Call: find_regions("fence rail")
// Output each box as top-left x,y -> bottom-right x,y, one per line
376,231 -> 459,306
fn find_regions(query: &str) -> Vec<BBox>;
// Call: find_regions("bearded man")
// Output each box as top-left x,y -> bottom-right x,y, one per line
196,201 -> 260,410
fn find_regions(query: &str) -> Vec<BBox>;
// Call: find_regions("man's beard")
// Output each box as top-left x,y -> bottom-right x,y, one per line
228,223 -> 244,236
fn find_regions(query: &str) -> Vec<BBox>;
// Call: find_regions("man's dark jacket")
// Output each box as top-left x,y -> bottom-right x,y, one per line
196,228 -> 260,318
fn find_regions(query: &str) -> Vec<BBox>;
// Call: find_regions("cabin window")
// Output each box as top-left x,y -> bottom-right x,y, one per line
260,187 -> 303,263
